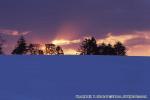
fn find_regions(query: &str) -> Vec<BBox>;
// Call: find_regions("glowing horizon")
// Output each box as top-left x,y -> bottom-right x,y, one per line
0,0 -> 150,56
3,31 -> 147,56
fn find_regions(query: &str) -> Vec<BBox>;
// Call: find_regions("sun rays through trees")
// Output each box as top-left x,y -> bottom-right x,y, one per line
0,35 -> 126,56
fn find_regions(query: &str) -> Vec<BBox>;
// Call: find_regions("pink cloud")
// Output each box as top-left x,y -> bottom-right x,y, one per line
0,29 -> 31,36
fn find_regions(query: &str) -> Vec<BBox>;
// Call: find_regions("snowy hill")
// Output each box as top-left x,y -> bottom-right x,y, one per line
0,56 -> 149,100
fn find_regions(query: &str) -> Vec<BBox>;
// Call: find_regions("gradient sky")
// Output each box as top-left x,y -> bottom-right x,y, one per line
0,0 -> 150,56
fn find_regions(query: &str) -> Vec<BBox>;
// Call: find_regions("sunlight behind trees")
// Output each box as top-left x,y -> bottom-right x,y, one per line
0,35 -> 127,56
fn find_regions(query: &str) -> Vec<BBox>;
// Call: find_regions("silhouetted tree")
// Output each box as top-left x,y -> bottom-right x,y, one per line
12,36 -> 27,55
78,36 -> 126,56
45,44 -> 64,55
38,50 -> 44,55
104,44 -> 115,55
114,42 -> 126,56
28,44 -> 35,55
56,46 -> 64,55
97,43 -> 116,55
0,35 -> 5,54
97,43 -> 106,55
28,44 -> 44,55
0,44 -> 3,54
45,44 -> 56,55
79,37 -> 98,55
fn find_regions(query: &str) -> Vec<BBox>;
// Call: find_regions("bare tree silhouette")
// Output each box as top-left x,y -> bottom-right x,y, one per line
45,44 -> 64,55
28,44 -> 44,55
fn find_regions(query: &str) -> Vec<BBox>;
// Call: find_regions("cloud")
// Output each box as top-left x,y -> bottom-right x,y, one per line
0,29 -> 31,36
97,31 -> 150,45
51,31 -> 150,56
52,39 -> 81,46
96,31 -> 150,56
125,31 -> 150,46
96,33 -> 138,45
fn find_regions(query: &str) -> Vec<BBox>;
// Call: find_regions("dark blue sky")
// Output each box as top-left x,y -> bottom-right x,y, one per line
0,0 -> 150,55
0,0 -> 150,34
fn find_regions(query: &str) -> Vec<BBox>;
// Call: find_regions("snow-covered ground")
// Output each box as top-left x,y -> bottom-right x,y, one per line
0,56 -> 149,100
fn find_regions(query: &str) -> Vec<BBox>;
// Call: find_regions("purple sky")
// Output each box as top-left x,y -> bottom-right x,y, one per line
0,0 -> 150,55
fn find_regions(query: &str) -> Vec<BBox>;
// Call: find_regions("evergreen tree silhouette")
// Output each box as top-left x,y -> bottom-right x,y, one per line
97,43 -> 116,55
12,36 -> 27,55
0,44 -> 3,54
114,42 -> 126,56
97,43 -> 106,55
79,37 -> 98,55
0,35 -> 5,54
78,36 -> 126,56
104,44 -> 116,55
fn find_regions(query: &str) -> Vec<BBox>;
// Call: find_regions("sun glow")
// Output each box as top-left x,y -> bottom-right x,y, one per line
40,45 -> 46,51
63,49 -> 78,55
52,39 -> 80,46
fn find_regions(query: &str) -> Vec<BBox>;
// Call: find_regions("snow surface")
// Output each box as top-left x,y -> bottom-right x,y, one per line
0,56 -> 149,100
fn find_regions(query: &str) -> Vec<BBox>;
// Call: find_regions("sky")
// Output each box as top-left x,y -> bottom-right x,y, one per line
0,0 -> 150,56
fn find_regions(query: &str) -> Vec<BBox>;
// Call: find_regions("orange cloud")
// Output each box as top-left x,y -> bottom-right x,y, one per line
97,31 -> 150,45
52,39 -> 81,46
97,33 -> 138,45
127,45 -> 150,56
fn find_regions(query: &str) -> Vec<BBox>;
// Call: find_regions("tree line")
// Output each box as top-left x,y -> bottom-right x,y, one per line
0,36 -> 127,55
78,37 -> 126,55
